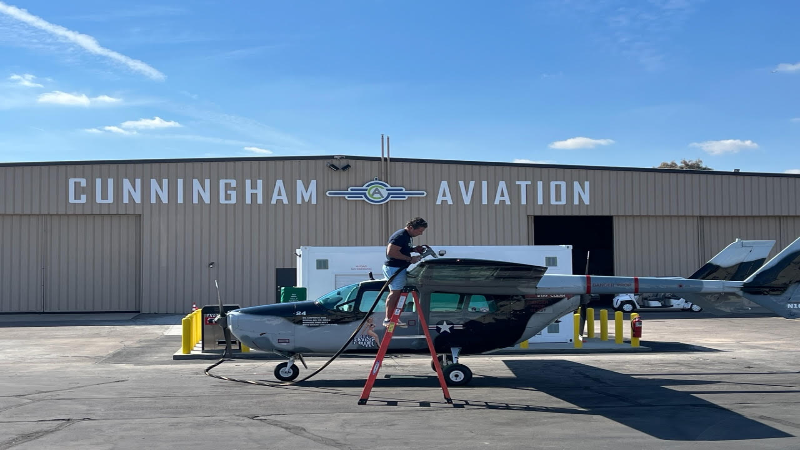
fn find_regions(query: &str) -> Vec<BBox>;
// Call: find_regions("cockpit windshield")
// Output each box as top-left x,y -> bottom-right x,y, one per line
315,283 -> 360,311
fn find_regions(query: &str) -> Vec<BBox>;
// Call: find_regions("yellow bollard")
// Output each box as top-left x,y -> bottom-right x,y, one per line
181,317 -> 192,354
519,340 -> 529,349
573,311 -> 583,348
631,312 -> 640,348
195,310 -> 202,347
587,307 -> 595,338
241,343 -> 250,353
600,309 -> 608,341
615,311 -> 623,344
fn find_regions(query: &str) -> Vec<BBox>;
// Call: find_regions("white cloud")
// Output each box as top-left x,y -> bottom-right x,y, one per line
103,126 -> 137,135
549,137 -> 615,149
512,159 -> 555,164
83,128 -> 103,133
244,146 -> 272,154
38,91 -> 90,105
37,91 -> 122,106
791,118 -> 800,123
774,62 -> 800,73
785,169 -> 800,174
93,95 -> 121,104
689,139 -> 758,155
9,73 -> 42,87
120,116 -> 181,129
0,1 -> 165,81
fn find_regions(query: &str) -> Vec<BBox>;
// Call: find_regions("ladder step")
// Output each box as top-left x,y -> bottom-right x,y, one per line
391,335 -> 426,339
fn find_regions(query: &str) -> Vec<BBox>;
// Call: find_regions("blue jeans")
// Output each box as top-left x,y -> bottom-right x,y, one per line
382,265 -> 407,291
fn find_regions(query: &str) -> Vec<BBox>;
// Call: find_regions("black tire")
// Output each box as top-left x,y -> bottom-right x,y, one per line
620,301 -> 636,313
443,363 -> 473,386
274,362 -> 300,381
690,303 -> 703,312
431,355 -> 453,372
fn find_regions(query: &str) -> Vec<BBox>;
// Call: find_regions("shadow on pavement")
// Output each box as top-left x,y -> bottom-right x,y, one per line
500,359 -> 793,441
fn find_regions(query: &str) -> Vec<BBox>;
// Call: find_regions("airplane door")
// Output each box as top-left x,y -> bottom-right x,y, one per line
425,292 -> 468,350
357,289 -> 424,350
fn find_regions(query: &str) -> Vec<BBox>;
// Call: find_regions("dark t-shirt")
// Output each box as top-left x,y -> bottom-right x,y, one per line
385,228 -> 413,268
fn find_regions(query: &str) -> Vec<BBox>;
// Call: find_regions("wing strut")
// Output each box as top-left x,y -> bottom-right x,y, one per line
358,288 -> 453,405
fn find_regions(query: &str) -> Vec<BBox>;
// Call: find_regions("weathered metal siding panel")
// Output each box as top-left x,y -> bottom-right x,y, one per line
2,160 -> 800,313
45,215 -> 140,312
700,217 -> 783,262
0,215 -> 42,312
614,216 -> 700,277
780,218 -> 800,252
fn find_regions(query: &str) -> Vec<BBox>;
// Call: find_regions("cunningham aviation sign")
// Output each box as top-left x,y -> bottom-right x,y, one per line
66,178 -> 590,206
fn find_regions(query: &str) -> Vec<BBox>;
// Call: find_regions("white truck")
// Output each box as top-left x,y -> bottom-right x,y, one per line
612,293 -> 703,313
296,244 -> 577,343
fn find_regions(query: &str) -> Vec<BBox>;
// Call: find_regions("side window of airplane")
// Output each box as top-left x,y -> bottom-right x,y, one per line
317,283 -> 360,311
359,291 -> 388,312
358,291 -> 416,312
466,294 -> 497,313
430,292 -> 464,312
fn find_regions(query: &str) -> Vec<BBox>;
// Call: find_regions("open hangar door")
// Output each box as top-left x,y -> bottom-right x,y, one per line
531,216 -> 614,306
0,215 -> 141,313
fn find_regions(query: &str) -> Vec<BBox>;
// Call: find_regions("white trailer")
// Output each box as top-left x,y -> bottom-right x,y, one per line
296,245 -> 576,343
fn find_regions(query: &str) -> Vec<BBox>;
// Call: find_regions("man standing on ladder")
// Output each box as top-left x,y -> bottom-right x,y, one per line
382,217 -> 428,328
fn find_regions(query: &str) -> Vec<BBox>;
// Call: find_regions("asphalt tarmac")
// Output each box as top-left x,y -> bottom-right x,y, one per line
0,311 -> 798,449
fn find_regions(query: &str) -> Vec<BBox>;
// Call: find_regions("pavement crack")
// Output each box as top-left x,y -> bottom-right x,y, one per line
0,418 -> 85,450
758,415 -> 800,430
24,379 -> 128,397
252,416 -> 355,449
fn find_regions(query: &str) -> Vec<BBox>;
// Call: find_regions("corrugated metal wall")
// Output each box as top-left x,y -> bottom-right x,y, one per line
0,214 -> 140,312
615,216 -> 800,277
0,215 -> 141,312
614,216 -> 701,277
0,215 -> 42,312
2,158 -> 799,313
45,215 -> 140,312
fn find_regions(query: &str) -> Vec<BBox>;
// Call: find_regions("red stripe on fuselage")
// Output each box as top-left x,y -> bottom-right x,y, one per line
634,277 -> 639,293
586,275 -> 591,294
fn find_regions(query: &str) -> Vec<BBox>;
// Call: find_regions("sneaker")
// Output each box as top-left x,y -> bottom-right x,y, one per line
382,318 -> 408,328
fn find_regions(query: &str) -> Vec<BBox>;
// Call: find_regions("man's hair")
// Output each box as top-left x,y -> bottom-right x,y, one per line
406,217 -> 428,229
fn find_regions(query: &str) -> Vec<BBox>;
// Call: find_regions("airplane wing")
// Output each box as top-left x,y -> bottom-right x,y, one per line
407,258 -> 547,293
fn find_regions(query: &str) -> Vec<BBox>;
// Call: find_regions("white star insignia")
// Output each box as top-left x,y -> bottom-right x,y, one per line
437,321 -> 453,333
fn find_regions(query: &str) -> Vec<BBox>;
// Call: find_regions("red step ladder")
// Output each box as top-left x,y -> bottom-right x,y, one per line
358,288 -> 453,405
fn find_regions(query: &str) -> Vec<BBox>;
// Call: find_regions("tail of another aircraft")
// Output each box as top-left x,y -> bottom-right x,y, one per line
688,239 -> 774,281
740,237 -> 800,319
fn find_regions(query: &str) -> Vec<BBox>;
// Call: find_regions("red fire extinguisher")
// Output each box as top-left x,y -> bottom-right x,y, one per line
631,316 -> 643,338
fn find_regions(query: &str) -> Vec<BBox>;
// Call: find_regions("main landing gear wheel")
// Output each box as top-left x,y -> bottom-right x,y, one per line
443,364 -> 473,386
431,355 -> 454,372
274,362 -> 300,381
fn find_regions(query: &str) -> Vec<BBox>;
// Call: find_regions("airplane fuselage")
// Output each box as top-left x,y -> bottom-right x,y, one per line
227,279 -> 581,355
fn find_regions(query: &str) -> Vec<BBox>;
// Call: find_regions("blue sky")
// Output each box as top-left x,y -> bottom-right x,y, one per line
1,0 -> 799,173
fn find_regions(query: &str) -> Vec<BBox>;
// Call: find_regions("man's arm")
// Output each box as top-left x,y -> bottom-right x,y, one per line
386,244 -> 420,263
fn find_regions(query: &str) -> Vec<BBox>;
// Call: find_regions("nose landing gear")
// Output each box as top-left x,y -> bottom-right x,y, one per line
273,352 -> 307,382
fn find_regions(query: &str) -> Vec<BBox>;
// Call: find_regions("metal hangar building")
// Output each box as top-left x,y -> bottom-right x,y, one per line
1,155 -> 798,313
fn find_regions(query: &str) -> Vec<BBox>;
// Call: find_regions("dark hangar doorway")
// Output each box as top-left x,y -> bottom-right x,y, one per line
533,216 -> 615,303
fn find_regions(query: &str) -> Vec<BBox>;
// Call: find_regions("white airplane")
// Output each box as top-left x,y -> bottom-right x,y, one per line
218,237 -> 799,385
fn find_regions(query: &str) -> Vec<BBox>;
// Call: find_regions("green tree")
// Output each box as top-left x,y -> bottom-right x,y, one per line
657,158 -> 712,170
